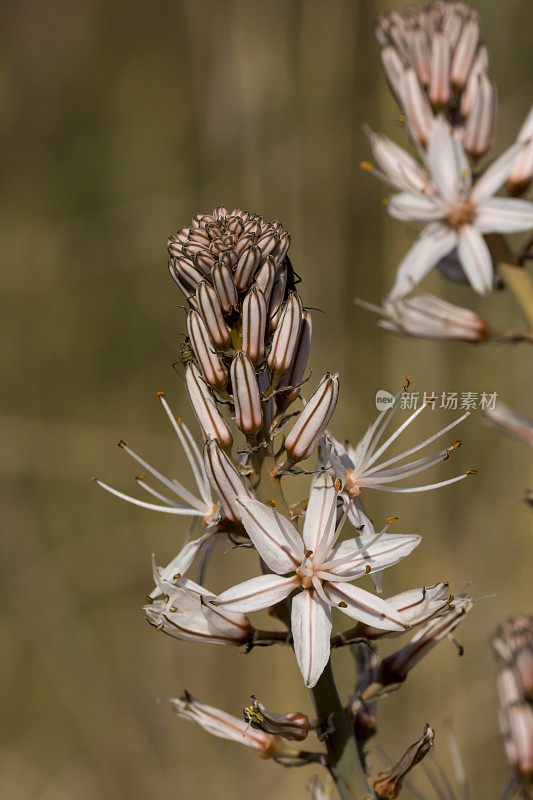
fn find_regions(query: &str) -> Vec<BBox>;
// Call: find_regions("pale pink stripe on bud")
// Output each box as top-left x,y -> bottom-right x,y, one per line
195,250 -> 215,275
234,244 -> 262,291
451,16 -> 479,89
196,280 -> 231,348
212,262 -> 238,312
429,32 -> 451,108
272,232 -> 291,267
497,667 -> 533,777
284,372 -> 339,463
203,439 -> 253,522
230,352 -> 263,436
380,46 -> 405,103
242,285 -> 267,364
169,257 -> 204,295
187,310 -> 228,391
410,28 -> 431,87
257,230 -> 279,257
243,696 -> 309,742
462,72 -> 496,158
267,292 -> 303,376
276,310 -> 312,408
254,258 -> 276,306
268,265 -> 288,332
185,363 -> 233,448
460,44 -> 489,117
402,68 -> 434,146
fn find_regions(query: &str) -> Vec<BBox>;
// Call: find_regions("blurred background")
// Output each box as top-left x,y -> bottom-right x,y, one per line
1,1 -> 532,798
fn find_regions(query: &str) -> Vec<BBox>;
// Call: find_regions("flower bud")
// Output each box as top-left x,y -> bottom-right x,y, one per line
276,310 -> 312,409
196,280 -> 231,348
267,292 -> 303,376
185,363 -> 233,448
428,33 -> 451,108
272,232 -> 291,267
373,724 -> 435,799
254,258 -> 276,306
242,285 -> 267,364
257,230 -> 279,257
284,372 -> 339,463
451,17 -> 479,89
203,439 -> 253,522
168,692 -> 279,758
460,45 -> 489,117
243,696 -> 309,742
268,264 -> 288,332
194,250 -> 215,275
507,105 -> 533,197
187,310 -> 228,391
212,262 -> 238,313
230,352 -> 263,436
410,27 -> 430,87
462,72 -> 496,159
169,257 -> 205,295
380,45 -> 405,104
402,68 -> 434,146
234,245 -> 262,291
497,666 -> 533,777
356,583 -> 451,640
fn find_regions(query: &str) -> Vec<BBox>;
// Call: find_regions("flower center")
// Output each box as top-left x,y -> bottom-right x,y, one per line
295,552 -> 319,589
344,470 -> 362,498
445,200 -> 476,228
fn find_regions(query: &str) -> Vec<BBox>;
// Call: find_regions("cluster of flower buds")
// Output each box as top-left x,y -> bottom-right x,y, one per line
491,616 -> 533,779
375,1 -> 495,156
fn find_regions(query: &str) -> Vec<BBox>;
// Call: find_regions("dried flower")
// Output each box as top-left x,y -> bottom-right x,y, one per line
212,472 -> 419,687
243,695 -> 310,741
284,373 -> 339,464
365,116 -> 533,297
373,724 -> 435,799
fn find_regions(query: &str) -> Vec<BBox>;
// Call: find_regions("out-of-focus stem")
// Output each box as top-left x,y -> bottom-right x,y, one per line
499,262 -> 533,330
309,662 -> 371,800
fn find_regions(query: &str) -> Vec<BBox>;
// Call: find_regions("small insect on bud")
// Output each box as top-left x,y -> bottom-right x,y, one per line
462,72 -> 496,159
254,258 -> 276,306
243,696 -> 310,742
234,245 -> 262,291
196,280 -> 231,348
187,310 -> 228,391
267,292 -> 303,377
428,33 -> 451,108
242,285 -> 267,364
267,264 -> 288,332
284,372 -> 339,463
230,352 -> 263,436
203,439 -> 253,522
212,262 -> 238,313
185,363 -> 233,448
276,310 -> 313,409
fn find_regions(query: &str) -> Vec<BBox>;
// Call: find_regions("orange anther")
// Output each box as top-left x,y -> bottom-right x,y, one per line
387,516 -> 398,525
173,573 -> 182,580
156,391 -> 164,398
365,564 -> 371,574
454,440 -> 462,449
116,439 -> 125,447
90,476 -> 99,482
266,499 -> 277,507
335,479 -> 342,491
338,601 -> 348,608
360,161 -> 373,171
466,469 -> 478,475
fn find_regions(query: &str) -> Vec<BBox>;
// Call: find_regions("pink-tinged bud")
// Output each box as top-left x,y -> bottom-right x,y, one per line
234,245 -> 262,291
373,724 -> 435,799
268,265 -> 288,332
211,261 -> 238,313
380,45 -> 405,103
379,597 -> 473,685
271,232 -> 290,267
226,216 -> 244,236
242,285 -> 267,364
230,352 -> 263,436
460,45 -> 489,117
497,667 -> 533,777
194,250 -> 215,275
492,616 -> 533,701
185,363 -> 233,448
429,33 -> 451,108
451,17 -> 479,89
203,439 -> 253,522
187,310 -> 228,391
357,583 -> 451,641
169,257 -> 205,295
212,204 -> 229,221
276,310 -> 312,408
410,28 -> 431,87
507,105 -> 533,197
167,236 -> 185,258
168,692 -> 279,758
402,68 -> 434,146
267,292 -> 303,376
254,258 -> 276,305
243,696 -> 310,742
257,231 -> 279,257
482,403 -> 533,447
284,372 -> 339,463
196,280 -> 231,348
462,72 -> 496,158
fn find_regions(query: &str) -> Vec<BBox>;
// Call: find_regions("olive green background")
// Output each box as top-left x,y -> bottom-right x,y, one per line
1,1 -> 532,798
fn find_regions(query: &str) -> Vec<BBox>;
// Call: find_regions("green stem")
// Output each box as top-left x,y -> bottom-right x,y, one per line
498,262 -> 533,329
309,661 -> 371,800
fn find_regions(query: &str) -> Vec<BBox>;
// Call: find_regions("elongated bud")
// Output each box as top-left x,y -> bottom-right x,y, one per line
402,68 -> 434,146
212,262 -> 238,312
187,310 -> 228,390
507,105 -> 533,197
284,372 -> 339,463
257,231 -> 279,257
373,724 -> 435,799
356,583 -> 450,640
203,439 -> 253,522
272,232 -> 290,267
242,285 -> 267,363
492,616 -> 533,699
496,666 -> 533,777
243,696 -> 309,742
267,292 -> 303,376
185,363 -> 233,448
410,27 -> 430,87
194,250 -> 215,275
196,280 -> 231,348
428,33 -> 451,108
268,265 -> 288,332
462,72 -> 496,158
230,352 -> 263,436
169,257 -> 205,295
460,45 -> 489,117
254,258 -> 276,306
277,310 -> 312,408
380,45 -> 405,103
234,245 -> 262,291
451,17 -> 479,89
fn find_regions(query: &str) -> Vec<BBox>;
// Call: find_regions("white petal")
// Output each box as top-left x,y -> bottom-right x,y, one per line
475,197 -> 533,234
214,574 -> 298,613
291,590 -> 332,688
389,224 -> 458,299
324,533 -> 421,579
150,533 -> 214,598
303,471 -> 337,553
236,497 -> 302,573
426,116 -> 462,201
470,142 -> 525,204
326,582 -> 406,630
457,226 -> 493,294
367,129 -> 434,194
388,192 -> 445,222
